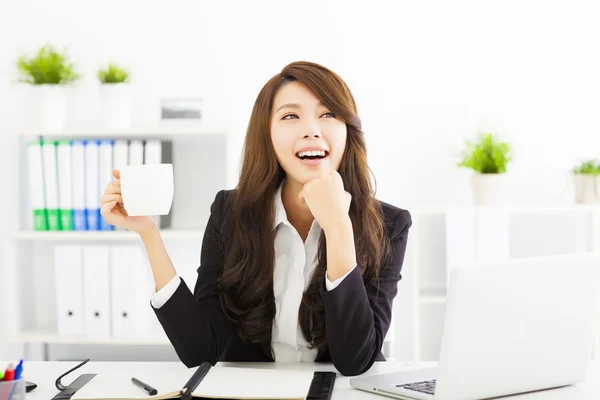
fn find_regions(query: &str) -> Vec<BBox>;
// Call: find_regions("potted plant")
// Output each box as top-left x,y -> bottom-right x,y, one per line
16,44 -> 80,132
572,159 -> 600,204
457,132 -> 513,205
97,62 -> 131,129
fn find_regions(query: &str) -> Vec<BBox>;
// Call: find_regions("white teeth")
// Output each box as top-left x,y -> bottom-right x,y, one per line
297,150 -> 326,158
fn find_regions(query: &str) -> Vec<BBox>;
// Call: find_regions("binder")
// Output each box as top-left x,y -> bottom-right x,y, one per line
128,140 -> 144,166
82,245 -> 111,338
113,140 -> 129,170
54,245 -> 84,336
26,140 -> 48,230
84,140 -> 100,231
143,140 -> 173,228
70,362 -> 316,400
56,140 -> 74,231
72,140 -> 87,231
98,140 -> 114,231
112,140 -> 129,231
42,140 -> 62,230
109,245 -> 155,338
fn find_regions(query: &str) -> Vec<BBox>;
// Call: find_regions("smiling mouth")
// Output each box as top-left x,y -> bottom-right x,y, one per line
296,151 -> 329,160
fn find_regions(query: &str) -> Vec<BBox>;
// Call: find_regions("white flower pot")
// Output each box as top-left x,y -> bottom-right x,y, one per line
471,173 -> 507,205
30,84 -> 67,132
99,83 -> 132,129
573,174 -> 600,204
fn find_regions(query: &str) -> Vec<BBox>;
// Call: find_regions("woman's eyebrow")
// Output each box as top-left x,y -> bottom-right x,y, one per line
275,101 -> 323,114
275,103 -> 300,114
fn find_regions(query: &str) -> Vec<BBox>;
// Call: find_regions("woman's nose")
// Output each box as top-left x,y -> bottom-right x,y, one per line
302,117 -> 322,138
304,131 -> 322,138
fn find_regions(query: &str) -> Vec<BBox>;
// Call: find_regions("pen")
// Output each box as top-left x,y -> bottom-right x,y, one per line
3,364 -> 15,381
180,362 -> 211,400
14,360 -> 23,380
131,377 -> 158,396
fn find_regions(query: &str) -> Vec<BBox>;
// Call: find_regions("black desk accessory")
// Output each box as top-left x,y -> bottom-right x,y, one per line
307,371 -> 336,400
51,359 -> 97,400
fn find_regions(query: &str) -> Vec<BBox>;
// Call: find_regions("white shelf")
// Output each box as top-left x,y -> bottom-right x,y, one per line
8,331 -> 170,346
14,123 -> 228,138
6,229 -> 204,241
419,287 -> 447,305
420,295 -> 447,305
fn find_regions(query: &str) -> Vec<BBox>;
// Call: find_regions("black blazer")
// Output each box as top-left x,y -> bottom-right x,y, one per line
152,189 -> 412,376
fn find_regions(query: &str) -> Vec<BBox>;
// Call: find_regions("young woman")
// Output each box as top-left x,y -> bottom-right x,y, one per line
100,61 -> 412,376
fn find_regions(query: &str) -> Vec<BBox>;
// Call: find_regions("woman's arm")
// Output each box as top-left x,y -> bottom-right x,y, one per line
322,209 -> 412,376
148,190 -> 236,367
140,227 -> 177,291
324,217 -> 356,281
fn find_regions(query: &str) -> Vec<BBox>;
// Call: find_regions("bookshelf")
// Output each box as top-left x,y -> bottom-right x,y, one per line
2,124 -> 237,359
7,229 -> 204,241
14,123 -> 228,138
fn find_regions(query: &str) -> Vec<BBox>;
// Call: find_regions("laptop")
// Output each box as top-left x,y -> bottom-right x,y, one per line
350,252 -> 600,400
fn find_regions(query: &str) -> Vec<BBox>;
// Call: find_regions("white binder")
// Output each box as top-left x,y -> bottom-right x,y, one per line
113,140 -> 129,170
54,245 -> 85,336
143,140 -> 162,164
98,140 -> 113,195
109,245 -> 156,338
42,140 -> 60,230
82,245 -> 112,337
26,140 -> 47,230
84,140 -> 100,230
128,140 -> 144,166
98,140 -> 114,231
71,140 -> 87,231
56,140 -> 74,230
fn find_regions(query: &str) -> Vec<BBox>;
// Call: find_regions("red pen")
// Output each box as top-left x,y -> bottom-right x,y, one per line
3,363 -> 15,381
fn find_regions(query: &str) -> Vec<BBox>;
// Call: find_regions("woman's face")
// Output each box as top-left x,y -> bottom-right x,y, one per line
270,81 -> 347,186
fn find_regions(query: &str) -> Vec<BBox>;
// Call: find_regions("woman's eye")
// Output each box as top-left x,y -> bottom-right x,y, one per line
281,112 -> 335,120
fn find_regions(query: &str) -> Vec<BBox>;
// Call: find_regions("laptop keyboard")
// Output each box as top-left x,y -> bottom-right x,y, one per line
397,379 -> 436,395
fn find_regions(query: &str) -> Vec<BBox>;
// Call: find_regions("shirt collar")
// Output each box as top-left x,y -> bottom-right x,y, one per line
273,180 -> 287,230
273,179 -> 321,232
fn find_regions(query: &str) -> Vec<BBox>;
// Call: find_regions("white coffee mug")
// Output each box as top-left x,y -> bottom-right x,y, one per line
120,164 -> 174,216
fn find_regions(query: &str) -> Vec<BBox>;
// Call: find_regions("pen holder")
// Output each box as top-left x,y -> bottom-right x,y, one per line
0,379 -> 25,400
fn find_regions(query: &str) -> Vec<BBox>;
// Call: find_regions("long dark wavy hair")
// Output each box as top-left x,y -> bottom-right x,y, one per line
218,61 -> 391,351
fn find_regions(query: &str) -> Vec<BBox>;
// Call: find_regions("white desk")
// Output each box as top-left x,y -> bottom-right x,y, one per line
4,360 -> 600,399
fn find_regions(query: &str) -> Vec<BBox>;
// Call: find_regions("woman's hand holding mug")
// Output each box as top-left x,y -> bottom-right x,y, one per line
100,169 -> 157,236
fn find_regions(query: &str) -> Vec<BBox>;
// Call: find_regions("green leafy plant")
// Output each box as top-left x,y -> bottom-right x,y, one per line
457,132 -> 512,174
97,63 -> 130,84
16,44 -> 80,84
573,159 -> 600,175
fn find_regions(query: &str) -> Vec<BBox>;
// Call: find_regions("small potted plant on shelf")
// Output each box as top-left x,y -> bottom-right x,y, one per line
457,132 -> 513,205
97,62 -> 131,129
572,159 -> 600,204
16,44 -> 80,132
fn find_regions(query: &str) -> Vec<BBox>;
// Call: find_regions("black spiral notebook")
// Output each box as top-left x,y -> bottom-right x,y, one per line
69,362 -> 336,400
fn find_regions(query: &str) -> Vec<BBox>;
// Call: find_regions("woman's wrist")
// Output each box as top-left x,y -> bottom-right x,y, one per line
139,224 -> 159,242
323,215 -> 353,237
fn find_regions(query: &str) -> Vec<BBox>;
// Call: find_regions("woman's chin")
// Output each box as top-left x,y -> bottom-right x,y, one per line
294,168 -> 331,184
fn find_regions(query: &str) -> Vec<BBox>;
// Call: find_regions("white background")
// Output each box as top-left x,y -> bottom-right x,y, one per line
1,0 -> 600,360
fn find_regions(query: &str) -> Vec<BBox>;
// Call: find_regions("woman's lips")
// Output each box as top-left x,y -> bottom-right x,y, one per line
297,154 -> 329,166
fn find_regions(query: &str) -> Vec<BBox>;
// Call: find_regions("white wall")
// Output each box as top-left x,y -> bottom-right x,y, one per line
2,0 -> 600,360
